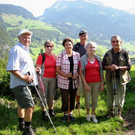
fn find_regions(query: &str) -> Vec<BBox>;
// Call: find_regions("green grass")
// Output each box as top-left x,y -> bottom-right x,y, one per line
1,65 -> 135,135
1,13 -> 62,34
0,93 -> 125,135
31,44 -> 64,61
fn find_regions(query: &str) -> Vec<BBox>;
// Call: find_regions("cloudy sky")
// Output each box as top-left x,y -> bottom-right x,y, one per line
0,0 -> 135,17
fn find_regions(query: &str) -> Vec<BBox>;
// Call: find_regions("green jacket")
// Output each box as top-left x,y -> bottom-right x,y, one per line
104,49 -> 131,85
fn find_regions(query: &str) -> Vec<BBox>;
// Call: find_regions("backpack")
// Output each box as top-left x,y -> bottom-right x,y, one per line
73,43 -> 80,52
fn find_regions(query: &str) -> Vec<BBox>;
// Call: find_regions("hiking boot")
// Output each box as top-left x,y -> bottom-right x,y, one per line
70,114 -> 76,121
42,111 -> 49,121
118,110 -> 123,120
86,115 -> 91,122
49,109 -> 55,117
91,115 -> 98,123
22,126 -> 35,135
107,109 -> 114,118
18,122 -> 24,132
61,115 -> 68,122
75,102 -> 80,109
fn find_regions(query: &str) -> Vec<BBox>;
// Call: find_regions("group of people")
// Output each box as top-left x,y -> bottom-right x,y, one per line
7,29 -> 131,135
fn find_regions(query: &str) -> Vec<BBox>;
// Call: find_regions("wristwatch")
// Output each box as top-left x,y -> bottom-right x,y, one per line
119,66 -> 122,69
20,74 -> 24,79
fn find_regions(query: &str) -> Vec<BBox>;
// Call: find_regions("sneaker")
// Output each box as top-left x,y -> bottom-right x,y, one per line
49,109 -> 55,117
70,114 -> 76,121
22,126 -> 35,135
75,102 -> 80,109
42,111 -> 49,121
118,110 -> 123,120
61,115 -> 68,122
18,122 -> 24,132
86,115 -> 91,122
118,115 -> 123,120
91,115 -> 98,123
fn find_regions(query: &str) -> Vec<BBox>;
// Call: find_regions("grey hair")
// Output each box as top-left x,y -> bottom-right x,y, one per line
85,42 -> 97,49
44,40 -> 54,47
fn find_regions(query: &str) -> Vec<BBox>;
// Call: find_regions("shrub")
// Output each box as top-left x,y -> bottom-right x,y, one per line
0,57 -> 14,99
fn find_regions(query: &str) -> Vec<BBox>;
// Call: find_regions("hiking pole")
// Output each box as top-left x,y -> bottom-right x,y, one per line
112,70 -> 118,117
74,78 -> 81,124
28,72 -> 58,135
67,78 -> 71,127
76,99 -> 81,124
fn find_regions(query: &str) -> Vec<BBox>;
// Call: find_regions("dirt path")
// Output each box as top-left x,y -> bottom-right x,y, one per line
123,109 -> 135,135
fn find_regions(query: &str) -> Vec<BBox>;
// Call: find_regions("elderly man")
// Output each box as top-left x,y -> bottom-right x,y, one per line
73,29 -> 88,109
102,35 -> 131,120
7,29 -> 38,135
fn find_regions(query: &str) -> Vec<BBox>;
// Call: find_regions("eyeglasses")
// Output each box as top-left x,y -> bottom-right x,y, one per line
111,40 -> 119,43
46,45 -> 53,48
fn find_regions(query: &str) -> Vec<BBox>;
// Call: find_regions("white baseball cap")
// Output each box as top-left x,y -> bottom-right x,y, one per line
18,29 -> 33,36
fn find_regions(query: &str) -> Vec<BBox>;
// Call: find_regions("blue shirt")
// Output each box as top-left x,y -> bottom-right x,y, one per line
7,42 -> 38,89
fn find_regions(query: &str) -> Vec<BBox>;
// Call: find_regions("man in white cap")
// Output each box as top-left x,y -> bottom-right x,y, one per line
73,29 -> 88,109
7,29 -> 38,135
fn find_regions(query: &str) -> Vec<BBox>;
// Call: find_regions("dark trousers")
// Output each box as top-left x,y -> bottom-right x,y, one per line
60,88 -> 77,112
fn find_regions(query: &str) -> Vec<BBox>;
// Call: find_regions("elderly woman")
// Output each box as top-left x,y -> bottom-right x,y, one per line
79,42 -> 104,123
56,38 -> 80,122
36,40 -> 57,121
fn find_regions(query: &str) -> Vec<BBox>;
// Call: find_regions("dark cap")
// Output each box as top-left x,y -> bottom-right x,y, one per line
79,30 -> 88,36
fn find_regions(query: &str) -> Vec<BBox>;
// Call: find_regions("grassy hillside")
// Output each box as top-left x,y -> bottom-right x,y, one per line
1,13 -> 135,59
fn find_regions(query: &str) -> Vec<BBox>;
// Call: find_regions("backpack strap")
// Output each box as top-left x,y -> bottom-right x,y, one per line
74,43 -> 80,52
41,53 -> 45,65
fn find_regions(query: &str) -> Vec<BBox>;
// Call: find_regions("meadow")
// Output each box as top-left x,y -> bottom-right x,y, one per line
0,65 -> 135,135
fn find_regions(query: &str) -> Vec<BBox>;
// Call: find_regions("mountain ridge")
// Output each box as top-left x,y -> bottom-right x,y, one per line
38,0 -> 135,41
0,4 -> 36,20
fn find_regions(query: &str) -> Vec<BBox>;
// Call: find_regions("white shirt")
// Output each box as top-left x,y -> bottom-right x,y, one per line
7,42 -> 38,89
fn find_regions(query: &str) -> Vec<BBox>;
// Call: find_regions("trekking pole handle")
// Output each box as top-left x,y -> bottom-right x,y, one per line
27,71 -> 31,84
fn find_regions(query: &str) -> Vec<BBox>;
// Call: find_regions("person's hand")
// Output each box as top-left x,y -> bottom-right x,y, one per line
66,72 -> 72,78
36,67 -> 41,74
72,74 -> 79,80
23,75 -> 34,83
99,83 -> 104,92
84,84 -> 90,92
111,64 -> 119,71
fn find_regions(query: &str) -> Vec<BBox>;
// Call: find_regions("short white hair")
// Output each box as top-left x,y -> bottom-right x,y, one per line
86,42 -> 97,49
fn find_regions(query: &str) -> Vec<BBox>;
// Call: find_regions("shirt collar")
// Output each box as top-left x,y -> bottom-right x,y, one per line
111,48 -> 121,54
18,42 -> 29,51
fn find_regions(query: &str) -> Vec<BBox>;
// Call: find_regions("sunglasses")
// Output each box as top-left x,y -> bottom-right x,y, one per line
111,40 -> 119,43
46,45 -> 53,48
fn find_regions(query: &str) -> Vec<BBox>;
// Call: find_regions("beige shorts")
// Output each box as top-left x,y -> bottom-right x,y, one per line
76,76 -> 83,96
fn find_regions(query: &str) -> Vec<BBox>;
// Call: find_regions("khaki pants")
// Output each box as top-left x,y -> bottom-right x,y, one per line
83,82 -> 101,109
106,78 -> 126,110
39,77 -> 56,107
76,76 -> 83,96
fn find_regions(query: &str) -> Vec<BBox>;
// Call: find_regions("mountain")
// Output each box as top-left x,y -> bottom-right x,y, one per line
39,0 -> 135,41
0,4 -> 36,20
